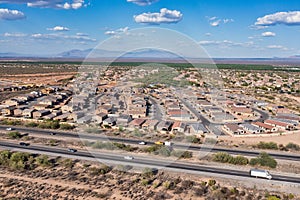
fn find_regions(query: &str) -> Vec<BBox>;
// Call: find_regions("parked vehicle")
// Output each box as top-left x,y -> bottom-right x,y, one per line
249,169 -> 272,180
124,156 -> 134,160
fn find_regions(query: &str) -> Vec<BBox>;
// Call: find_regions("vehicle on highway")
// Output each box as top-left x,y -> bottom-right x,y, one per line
155,141 -> 164,145
68,148 -> 77,153
50,132 -> 56,135
249,169 -> 272,180
124,156 -> 134,160
164,141 -> 172,146
6,127 -> 14,131
138,141 -> 147,145
19,142 -> 30,146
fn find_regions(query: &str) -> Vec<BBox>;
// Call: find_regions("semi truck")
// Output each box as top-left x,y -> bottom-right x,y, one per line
249,169 -> 272,180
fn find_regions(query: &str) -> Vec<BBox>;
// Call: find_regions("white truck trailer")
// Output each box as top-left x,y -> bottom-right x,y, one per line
249,169 -> 272,180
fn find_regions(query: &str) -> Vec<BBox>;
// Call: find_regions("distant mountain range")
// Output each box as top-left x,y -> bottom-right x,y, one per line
1,49 -> 300,65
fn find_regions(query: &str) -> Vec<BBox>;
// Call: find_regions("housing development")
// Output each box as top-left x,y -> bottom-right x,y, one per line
1,0 -> 300,199
1,64 -> 299,138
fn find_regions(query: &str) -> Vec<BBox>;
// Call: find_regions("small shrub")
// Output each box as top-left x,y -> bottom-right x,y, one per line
255,142 -> 278,150
185,135 -> 201,144
35,155 -> 51,167
141,178 -> 150,186
286,143 -> 300,151
171,150 -> 193,159
250,152 -> 277,168
25,122 -> 38,127
7,131 -> 22,139
208,179 -> 216,186
59,123 -> 74,130
142,167 -> 154,178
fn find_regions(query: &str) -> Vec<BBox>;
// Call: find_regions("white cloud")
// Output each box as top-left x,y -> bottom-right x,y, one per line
76,32 -> 88,36
127,0 -> 159,6
199,40 -> 254,48
267,45 -> 289,51
0,8 -> 25,20
47,26 -> 70,31
0,0 -> 87,10
255,11 -> 300,26
104,31 -> 116,35
208,16 -> 217,21
210,20 -> 221,27
104,27 -> 129,36
3,33 -> 27,37
31,33 -> 96,42
261,31 -> 276,37
223,19 -> 234,24
207,16 -> 234,27
134,8 -> 183,24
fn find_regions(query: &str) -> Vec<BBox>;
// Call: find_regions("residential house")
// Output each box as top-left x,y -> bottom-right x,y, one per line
252,122 -> 277,133
53,113 -> 70,121
129,118 -> 146,129
231,106 -> 253,116
128,108 -> 147,119
189,123 -> 208,135
240,124 -> 263,134
102,117 -> 117,127
33,110 -> 51,119
22,109 -> 35,118
69,112 -> 85,122
13,106 -> 28,117
211,112 -> 236,122
171,121 -> 186,133
61,102 -> 73,113
157,121 -> 173,133
168,109 -> 192,121
77,115 -> 93,124
116,115 -> 132,126
142,119 -> 159,131
1,106 -> 15,116
265,119 -> 295,130
33,104 -> 50,110
92,113 -> 108,124
3,99 -> 20,107
276,113 -> 300,123
223,124 -> 245,135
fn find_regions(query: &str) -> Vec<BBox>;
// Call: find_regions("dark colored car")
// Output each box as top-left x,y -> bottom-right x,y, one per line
19,142 -> 30,146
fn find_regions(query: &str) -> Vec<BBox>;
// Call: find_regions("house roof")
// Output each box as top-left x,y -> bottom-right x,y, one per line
265,119 -> 289,127
224,124 -> 244,132
129,118 -> 145,126
252,122 -> 274,130
142,119 -> 159,127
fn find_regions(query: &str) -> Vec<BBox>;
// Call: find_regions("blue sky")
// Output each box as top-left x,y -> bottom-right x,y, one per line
0,0 -> 300,58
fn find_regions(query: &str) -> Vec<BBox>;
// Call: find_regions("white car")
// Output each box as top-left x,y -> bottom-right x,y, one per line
124,156 -> 134,160
6,127 -> 13,131
138,141 -> 146,145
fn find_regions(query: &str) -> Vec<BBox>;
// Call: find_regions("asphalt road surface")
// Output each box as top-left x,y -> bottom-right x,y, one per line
0,141 -> 300,184
1,125 -> 300,161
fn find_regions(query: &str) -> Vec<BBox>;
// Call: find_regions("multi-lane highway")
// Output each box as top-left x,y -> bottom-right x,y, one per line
0,141 -> 300,184
1,125 -> 300,161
